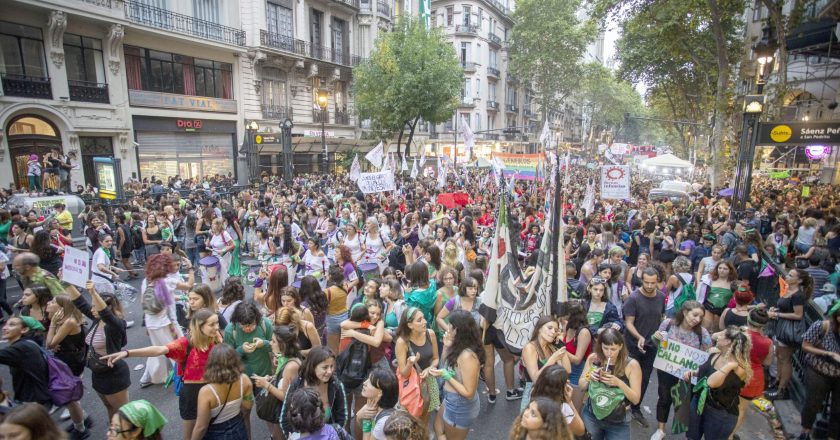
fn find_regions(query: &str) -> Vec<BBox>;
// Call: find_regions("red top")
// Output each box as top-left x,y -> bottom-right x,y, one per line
563,328 -> 592,363
166,337 -> 214,383
477,213 -> 494,227
740,329 -> 772,398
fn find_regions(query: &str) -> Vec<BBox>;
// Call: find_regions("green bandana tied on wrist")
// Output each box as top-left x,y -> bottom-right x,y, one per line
119,400 -> 167,437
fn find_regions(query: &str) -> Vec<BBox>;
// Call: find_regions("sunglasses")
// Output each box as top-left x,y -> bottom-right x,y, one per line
590,276 -> 608,285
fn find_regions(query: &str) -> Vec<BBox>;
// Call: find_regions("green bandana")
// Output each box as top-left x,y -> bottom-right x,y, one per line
119,400 -> 167,438
828,300 -> 840,317
19,315 -> 45,331
274,354 -> 289,376
102,247 -> 112,259
30,268 -> 65,297
588,376 -> 626,420
692,376 -> 710,415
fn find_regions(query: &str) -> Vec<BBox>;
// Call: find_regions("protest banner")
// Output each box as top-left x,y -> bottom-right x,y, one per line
61,246 -> 90,287
601,165 -> 630,199
356,171 -> 396,194
491,153 -> 544,181
653,338 -> 710,380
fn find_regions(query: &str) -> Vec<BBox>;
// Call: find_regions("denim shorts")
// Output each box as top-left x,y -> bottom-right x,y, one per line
326,312 -> 348,334
442,389 -> 480,428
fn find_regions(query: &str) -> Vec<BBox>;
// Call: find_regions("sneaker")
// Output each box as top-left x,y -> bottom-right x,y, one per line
60,408 -> 70,420
631,408 -> 649,428
650,429 -> 665,440
125,320 -> 135,328
766,388 -> 789,401
505,388 -> 524,401
487,393 -> 497,404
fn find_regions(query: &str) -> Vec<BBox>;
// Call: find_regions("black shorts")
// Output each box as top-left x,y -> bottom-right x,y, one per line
91,359 -> 130,395
179,382 -> 206,420
703,299 -> 725,316
483,326 -> 506,350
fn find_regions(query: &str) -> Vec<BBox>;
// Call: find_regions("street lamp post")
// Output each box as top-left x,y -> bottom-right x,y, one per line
731,29 -> 776,220
245,120 -> 259,183
317,89 -> 329,173
281,118 -> 294,183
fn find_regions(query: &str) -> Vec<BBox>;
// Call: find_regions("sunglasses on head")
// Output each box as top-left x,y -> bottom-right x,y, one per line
590,276 -> 608,285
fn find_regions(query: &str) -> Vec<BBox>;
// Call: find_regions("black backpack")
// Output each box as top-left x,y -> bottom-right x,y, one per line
335,332 -> 370,390
118,223 -> 134,252
130,223 -> 144,250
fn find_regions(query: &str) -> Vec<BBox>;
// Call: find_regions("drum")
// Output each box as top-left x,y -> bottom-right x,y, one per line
242,260 -> 262,286
199,256 -> 223,293
358,263 -> 380,281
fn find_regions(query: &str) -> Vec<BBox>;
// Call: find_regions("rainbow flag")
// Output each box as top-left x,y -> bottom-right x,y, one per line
491,153 -> 544,181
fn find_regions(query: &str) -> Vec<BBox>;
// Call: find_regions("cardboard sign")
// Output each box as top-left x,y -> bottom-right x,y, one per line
653,338 -> 710,380
61,246 -> 90,288
356,171 -> 396,194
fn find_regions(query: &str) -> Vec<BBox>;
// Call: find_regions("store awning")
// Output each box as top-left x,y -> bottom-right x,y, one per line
256,137 -> 379,154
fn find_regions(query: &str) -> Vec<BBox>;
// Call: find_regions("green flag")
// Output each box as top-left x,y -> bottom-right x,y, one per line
769,170 -> 790,179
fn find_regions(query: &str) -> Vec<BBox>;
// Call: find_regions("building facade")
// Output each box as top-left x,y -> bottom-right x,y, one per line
0,0 -> 250,190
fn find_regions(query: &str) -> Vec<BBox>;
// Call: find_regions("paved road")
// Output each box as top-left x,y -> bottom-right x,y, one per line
0,270 -> 788,439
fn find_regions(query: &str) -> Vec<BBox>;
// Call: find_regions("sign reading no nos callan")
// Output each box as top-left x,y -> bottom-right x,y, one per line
757,121 -> 840,146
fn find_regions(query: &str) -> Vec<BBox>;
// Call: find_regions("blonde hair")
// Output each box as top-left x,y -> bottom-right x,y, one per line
211,217 -> 225,233
274,306 -> 302,330
189,308 -> 218,351
722,326 -> 753,384
443,241 -> 459,268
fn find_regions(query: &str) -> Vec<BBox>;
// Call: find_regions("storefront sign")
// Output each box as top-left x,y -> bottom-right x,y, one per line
129,90 -> 237,113
757,121 -> 840,145
303,129 -> 335,137
805,145 -> 831,160
600,165 -> 630,199
357,171 -> 396,194
654,338 -> 710,380
176,119 -> 203,131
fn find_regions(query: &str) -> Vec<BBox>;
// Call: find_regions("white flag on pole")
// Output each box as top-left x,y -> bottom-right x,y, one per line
381,152 -> 391,172
365,141 -> 384,169
419,145 -> 427,168
438,163 -> 447,188
401,154 -> 408,171
461,115 -> 475,159
349,154 -> 361,182
539,120 -> 551,148
563,153 -> 571,186
410,158 -> 418,178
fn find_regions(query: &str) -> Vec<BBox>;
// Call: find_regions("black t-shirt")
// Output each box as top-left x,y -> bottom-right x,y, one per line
736,259 -> 759,293
622,289 -> 666,348
777,291 -> 805,313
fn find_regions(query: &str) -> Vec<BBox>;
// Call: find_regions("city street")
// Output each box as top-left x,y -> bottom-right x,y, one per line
0,271 -> 785,439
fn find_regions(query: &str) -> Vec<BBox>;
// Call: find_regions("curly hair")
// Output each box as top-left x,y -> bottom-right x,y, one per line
203,344 -> 243,384
336,244 -> 353,266
219,277 -> 245,307
383,410 -> 428,440
144,253 -> 173,282
508,397 -> 571,440
444,310 -> 485,367
721,325 -> 753,384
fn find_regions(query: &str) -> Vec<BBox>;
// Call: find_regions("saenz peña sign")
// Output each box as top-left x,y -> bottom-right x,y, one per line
757,121 -> 840,146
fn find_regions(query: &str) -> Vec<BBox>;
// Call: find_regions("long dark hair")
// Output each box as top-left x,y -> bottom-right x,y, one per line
530,364 -> 571,405
281,222 -> 294,255
565,300 -> 588,333
443,310 -> 485,367
298,275 -> 327,314
300,347 -> 336,386
673,300 -> 704,340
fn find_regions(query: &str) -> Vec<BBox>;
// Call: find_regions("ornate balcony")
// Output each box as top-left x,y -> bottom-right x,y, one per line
488,32 -> 502,47
377,0 -> 392,19
262,104 -> 291,120
506,73 -> 519,84
487,100 -> 499,111
506,103 -> 518,113
462,61 -> 477,72
459,97 -> 475,108
260,30 -> 304,55
487,66 -> 500,78
455,24 -> 480,36
335,109 -> 350,125
69,80 -> 109,103
330,0 -> 361,10
124,0 -> 246,46
1,74 -> 52,99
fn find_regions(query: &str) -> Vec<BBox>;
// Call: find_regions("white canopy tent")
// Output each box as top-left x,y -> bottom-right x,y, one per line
641,153 -> 693,169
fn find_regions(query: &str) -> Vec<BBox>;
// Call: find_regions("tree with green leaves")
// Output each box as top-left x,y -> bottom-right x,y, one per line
354,17 -> 463,159
577,62 -> 646,148
508,0 -> 594,123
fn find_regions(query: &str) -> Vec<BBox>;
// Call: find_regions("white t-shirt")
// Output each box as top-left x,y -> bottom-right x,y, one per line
91,247 -> 111,279
209,231 -> 233,255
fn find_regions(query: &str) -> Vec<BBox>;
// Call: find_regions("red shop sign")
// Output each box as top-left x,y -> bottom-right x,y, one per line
176,119 -> 203,129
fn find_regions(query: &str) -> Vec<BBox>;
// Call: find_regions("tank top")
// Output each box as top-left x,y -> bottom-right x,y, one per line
722,309 -> 748,328
741,329 -> 772,399
563,327 -> 592,385
523,342 -> 555,383
696,354 -> 745,415
408,332 -> 434,370
297,326 -> 313,351
208,376 -> 245,424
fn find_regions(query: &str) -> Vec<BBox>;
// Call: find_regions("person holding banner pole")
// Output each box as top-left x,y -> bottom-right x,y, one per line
649,301 -> 711,440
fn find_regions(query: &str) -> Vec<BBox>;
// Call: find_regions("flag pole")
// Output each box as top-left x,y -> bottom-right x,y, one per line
551,146 -> 566,316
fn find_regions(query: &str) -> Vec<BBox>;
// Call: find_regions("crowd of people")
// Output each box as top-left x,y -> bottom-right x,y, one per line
0,161 -> 835,440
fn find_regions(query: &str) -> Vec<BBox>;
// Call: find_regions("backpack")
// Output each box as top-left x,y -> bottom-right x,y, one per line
130,223 -> 144,250
118,223 -> 134,252
25,340 -> 83,407
673,273 -> 696,312
142,284 -> 165,315
335,332 -> 371,390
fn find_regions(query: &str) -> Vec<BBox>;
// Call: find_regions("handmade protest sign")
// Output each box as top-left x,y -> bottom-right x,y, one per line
653,338 -> 710,380
356,171 -> 396,194
61,246 -> 90,287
